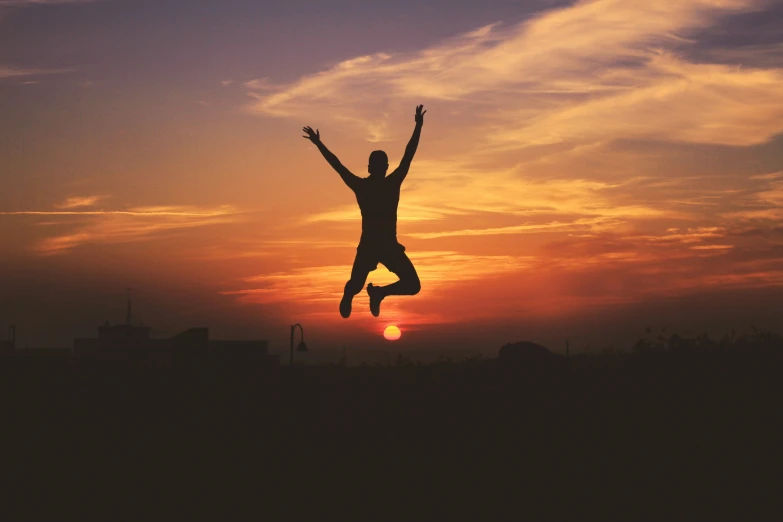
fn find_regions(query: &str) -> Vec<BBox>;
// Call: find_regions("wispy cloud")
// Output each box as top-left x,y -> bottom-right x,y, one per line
222,216 -> 783,329
2,205 -> 237,217
248,0 -> 781,148
0,65 -> 75,78
243,77 -> 281,91
720,176 -> 783,223
0,1 -> 97,5
407,219 -> 601,240
55,195 -> 109,209
304,162 -> 674,243
0,0 -> 95,79
222,250 -> 529,326
1,204 -> 241,254
690,244 -> 734,250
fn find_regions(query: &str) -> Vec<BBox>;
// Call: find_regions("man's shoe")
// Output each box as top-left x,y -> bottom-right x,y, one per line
339,292 -> 353,318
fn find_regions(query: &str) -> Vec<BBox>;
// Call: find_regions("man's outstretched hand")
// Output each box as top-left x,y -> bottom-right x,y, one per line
415,104 -> 427,125
302,126 -> 320,144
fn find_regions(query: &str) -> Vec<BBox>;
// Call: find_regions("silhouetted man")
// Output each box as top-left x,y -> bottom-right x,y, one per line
303,105 -> 426,318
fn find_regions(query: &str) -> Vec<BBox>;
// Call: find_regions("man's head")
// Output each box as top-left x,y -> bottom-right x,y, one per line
368,150 -> 389,178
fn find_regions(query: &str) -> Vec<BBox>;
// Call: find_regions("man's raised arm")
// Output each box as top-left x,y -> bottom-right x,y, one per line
303,126 -> 359,190
389,105 -> 426,184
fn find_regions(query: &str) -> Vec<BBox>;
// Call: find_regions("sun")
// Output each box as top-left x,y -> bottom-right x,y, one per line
383,325 -> 402,341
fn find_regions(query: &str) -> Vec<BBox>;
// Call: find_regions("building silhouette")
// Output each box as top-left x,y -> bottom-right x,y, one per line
73,323 -> 276,367
69,296 -> 277,367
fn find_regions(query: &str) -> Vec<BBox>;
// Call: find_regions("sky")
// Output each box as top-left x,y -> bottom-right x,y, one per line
2,0 -> 783,360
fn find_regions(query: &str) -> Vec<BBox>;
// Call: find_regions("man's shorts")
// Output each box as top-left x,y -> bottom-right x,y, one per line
353,241 -> 411,276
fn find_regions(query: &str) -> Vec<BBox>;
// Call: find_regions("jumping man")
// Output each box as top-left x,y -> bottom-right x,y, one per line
303,105 -> 426,318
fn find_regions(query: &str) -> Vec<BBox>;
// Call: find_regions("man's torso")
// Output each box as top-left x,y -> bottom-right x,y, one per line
352,176 -> 401,245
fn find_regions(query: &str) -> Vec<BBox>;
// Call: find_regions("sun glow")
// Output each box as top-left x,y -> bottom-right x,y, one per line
384,325 -> 401,341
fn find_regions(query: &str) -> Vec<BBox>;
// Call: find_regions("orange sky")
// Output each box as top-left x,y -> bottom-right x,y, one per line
2,0 -> 783,358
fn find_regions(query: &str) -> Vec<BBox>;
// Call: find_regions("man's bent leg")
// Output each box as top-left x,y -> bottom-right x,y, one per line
377,269 -> 421,297
367,248 -> 420,317
340,249 -> 374,318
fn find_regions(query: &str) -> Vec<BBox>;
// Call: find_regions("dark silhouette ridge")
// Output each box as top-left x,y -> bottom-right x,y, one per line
498,341 -> 558,362
303,105 -> 426,318
2,328 -> 782,517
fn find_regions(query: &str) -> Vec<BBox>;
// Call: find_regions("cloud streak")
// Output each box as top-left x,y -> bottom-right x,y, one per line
55,195 -> 110,209
1,206 -> 237,217
248,0 -> 782,148
0,65 -> 75,78
0,1 -> 97,5
223,216 -> 783,330
0,0 -> 96,79
223,250 -> 530,326
1,204 -> 241,254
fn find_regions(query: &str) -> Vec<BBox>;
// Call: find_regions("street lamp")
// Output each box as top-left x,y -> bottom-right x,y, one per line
290,323 -> 307,365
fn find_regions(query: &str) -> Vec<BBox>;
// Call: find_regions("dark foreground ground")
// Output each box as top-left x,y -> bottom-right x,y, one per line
2,349 -> 781,519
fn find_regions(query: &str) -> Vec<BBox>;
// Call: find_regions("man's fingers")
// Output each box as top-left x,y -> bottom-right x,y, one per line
422,110 -> 427,116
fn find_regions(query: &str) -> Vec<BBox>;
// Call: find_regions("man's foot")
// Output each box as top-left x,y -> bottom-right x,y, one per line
339,292 -> 353,318
367,283 -> 384,317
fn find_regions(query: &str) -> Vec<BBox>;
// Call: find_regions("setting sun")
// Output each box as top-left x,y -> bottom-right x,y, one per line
384,326 -> 402,341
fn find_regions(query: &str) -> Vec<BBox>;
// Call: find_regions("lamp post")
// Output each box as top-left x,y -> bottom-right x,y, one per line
290,323 -> 307,365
